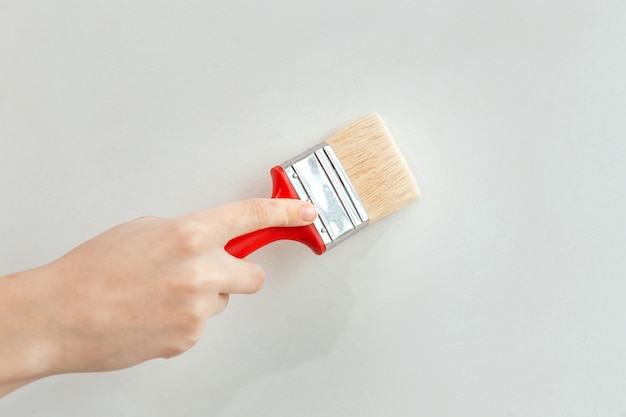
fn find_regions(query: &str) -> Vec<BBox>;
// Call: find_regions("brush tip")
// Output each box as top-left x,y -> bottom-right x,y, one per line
325,114 -> 420,223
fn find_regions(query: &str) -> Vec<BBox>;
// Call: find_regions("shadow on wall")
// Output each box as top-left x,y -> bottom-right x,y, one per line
196,240 -> 361,414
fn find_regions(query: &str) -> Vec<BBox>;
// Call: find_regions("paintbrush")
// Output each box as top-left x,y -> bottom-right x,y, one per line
225,113 -> 421,257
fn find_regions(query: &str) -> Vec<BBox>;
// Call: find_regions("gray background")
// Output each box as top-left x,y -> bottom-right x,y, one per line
2,0 -> 626,416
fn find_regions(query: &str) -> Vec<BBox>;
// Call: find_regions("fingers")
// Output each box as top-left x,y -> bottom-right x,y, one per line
174,198 -> 314,298
215,293 -> 229,315
189,198 -> 317,243
216,257 -> 266,295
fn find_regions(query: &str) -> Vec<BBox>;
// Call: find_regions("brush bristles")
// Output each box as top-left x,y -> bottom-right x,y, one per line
325,114 -> 420,223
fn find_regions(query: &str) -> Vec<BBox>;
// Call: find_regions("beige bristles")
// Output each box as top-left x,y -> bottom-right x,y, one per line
325,114 -> 420,223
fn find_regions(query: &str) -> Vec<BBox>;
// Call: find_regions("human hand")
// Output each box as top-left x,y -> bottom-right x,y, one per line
0,198 -> 316,394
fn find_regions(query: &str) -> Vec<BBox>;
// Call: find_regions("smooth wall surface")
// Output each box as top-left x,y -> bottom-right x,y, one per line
2,1 -> 626,416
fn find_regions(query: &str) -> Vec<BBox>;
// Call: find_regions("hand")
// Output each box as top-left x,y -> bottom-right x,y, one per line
0,198 -> 317,396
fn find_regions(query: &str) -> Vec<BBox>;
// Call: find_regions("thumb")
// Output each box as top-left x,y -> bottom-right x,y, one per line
194,198 -> 317,242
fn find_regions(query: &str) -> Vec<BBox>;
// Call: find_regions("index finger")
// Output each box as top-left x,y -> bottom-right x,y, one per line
188,198 -> 317,242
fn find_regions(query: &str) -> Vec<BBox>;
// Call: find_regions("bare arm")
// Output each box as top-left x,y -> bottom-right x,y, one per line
0,198 -> 317,397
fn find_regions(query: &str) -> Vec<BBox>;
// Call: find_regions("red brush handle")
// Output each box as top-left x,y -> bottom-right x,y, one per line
224,166 -> 326,258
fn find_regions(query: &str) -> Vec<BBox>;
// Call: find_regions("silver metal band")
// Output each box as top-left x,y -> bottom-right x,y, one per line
282,142 -> 369,250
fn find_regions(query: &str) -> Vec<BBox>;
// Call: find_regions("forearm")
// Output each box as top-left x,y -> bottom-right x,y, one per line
0,267 -> 59,397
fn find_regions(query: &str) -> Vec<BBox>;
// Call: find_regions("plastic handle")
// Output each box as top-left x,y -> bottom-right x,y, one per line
224,166 -> 326,258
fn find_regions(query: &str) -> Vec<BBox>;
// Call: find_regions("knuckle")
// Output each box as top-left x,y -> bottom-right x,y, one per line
182,306 -> 205,332
247,199 -> 271,226
280,204 -> 292,227
163,343 -> 185,358
163,337 -> 195,358
170,219 -> 205,254
162,264 -> 203,294
163,307 -> 205,358
185,264 -> 206,290
175,273 -> 204,296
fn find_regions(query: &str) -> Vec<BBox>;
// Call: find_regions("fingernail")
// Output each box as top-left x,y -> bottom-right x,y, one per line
299,203 -> 317,222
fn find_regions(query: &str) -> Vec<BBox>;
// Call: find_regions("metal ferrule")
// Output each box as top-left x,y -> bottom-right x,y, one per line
282,142 -> 369,251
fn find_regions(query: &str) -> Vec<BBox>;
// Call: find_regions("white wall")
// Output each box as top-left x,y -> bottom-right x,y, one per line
2,1 -> 626,416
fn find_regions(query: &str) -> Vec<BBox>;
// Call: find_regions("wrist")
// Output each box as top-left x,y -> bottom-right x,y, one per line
0,265 -> 63,396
